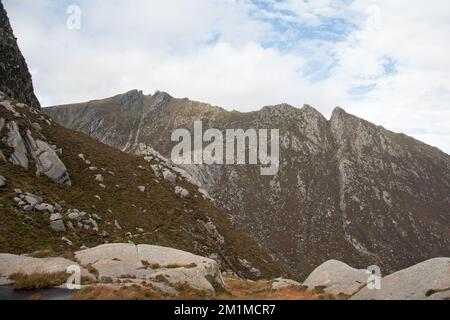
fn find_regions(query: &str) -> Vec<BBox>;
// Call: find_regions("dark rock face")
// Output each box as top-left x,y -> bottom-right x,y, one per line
45,91 -> 450,278
0,2 -> 40,108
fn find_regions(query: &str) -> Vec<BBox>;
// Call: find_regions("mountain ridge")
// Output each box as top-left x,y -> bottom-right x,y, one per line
45,89 -> 450,278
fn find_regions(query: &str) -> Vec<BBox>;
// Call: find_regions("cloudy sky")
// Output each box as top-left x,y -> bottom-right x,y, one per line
4,0 -> 450,153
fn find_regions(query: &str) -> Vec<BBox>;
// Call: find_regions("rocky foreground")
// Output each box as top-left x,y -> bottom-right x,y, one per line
0,243 -> 448,300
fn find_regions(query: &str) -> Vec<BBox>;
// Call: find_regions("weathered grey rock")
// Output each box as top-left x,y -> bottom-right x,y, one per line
35,203 -> 54,213
74,243 -> 224,295
162,169 -> 176,183
303,260 -> 367,295
4,121 -> 28,169
0,254 -> 75,280
0,175 -> 6,187
271,278 -> 302,291
24,193 -> 43,207
352,258 -> 450,300
95,174 -> 104,182
50,219 -> 66,232
174,186 -> 190,198
68,211 -> 81,221
25,130 -> 71,186
50,213 -> 63,221
138,186 -> 146,192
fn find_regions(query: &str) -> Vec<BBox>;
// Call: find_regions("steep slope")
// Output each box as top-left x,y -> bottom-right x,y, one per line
45,90 -> 450,278
0,92 -> 287,280
0,1 -> 40,108
0,3 -> 286,281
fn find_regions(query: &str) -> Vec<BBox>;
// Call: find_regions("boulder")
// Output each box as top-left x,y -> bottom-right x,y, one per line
162,169 -> 176,183
303,260 -> 367,295
0,253 -> 93,285
25,130 -> 71,186
35,203 -> 55,213
75,244 -> 225,295
271,278 -> 303,291
4,121 -> 28,169
50,219 -> 66,232
351,258 -> 450,300
175,186 -> 190,198
50,213 -> 63,221
24,193 -> 43,207
0,254 -> 76,279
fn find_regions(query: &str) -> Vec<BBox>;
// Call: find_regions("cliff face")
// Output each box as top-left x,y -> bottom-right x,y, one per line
0,2 -> 40,108
45,91 -> 450,278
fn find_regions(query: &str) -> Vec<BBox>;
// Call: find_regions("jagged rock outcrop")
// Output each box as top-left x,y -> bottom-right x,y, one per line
24,129 -> 71,186
45,90 -> 450,278
0,2 -> 40,108
0,95 -> 71,185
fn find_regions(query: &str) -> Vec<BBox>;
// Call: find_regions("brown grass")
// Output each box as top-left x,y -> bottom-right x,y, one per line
9,272 -> 69,290
70,276 -> 348,300
0,101 -> 289,280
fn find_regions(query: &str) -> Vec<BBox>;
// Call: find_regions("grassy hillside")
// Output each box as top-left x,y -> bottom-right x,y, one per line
0,94 -> 288,280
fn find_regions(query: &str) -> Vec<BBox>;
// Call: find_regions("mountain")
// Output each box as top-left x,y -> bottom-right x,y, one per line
0,3 -> 286,281
45,90 -> 450,278
0,2 -> 40,108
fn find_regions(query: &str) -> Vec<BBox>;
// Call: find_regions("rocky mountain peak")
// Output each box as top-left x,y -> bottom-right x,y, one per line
0,2 -> 40,108
45,93 -> 450,278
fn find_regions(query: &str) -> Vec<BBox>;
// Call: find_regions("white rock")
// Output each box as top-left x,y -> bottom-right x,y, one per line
95,174 -> 104,182
271,278 -> 303,291
138,186 -> 146,192
303,260 -> 368,295
75,244 -> 224,295
4,121 -> 28,170
25,130 -> 71,186
175,186 -> 190,198
78,154 -> 85,160
351,258 -> 450,300
162,169 -> 177,183
35,203 -> 55,213
68,211 -> 81,221
50,213 -> 63,221
0,176 -> 6,187
0,254 -> 77,278
50,220 -> 66,232
24,193 -> 43,207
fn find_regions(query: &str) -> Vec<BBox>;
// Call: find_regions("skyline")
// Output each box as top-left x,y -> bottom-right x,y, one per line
3,0 -> 450,153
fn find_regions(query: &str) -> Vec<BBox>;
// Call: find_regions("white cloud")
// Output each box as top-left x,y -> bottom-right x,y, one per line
3,0 -> 450,154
